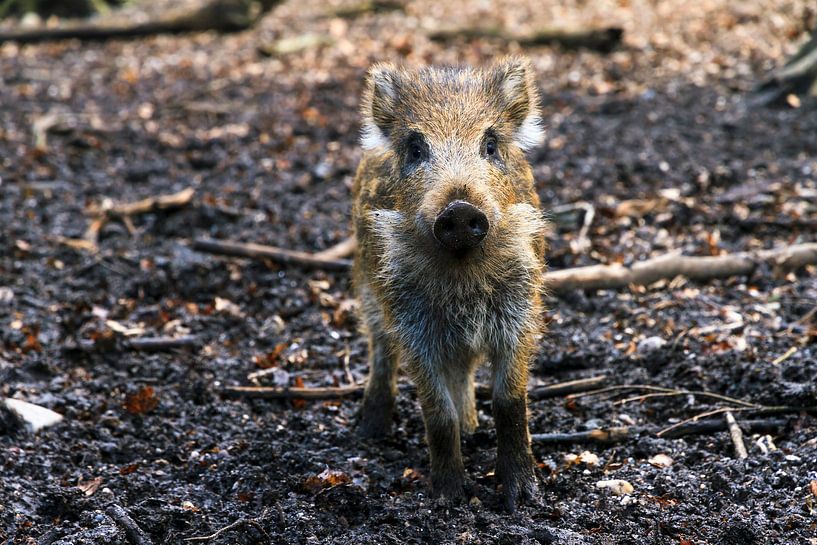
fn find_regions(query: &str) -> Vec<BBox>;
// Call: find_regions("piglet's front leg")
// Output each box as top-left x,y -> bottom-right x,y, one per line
492,341 -> 538,513
409,358 -> 467,500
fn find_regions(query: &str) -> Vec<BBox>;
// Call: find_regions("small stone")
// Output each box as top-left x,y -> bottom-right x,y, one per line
648,454 -> 673,468
3,398 -> 63,432
637,336 -> 667,353
579,451 -> 600,467
0,287 -> 13,303
595,479 -> 634,495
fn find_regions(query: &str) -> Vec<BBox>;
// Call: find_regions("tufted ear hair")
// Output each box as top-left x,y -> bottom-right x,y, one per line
489,57 -> 545,151
360,63 -> 401,151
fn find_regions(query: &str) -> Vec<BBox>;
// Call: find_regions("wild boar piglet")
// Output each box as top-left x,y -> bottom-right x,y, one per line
353,57 -> 548,512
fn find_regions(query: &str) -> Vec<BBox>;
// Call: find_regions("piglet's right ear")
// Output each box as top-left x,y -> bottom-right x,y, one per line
361,64 -> 399,151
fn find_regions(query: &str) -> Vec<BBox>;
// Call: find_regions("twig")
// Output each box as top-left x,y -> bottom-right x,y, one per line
725,411 -> 749,459
531,426 -> 631,445
528,375 -> 607,400
655,405 -> 811,437
105,504 -> 154,545
531,419 -> 790,445
88,187 -> 196,219
570,384 -> 761,409
0,0 -> 281,45
222,375 -> 608,401
84,187 -> 195,246
223,384 -> 367,400
53,236 -> 99,253
314,237 -> 356,260
545,243 -> 817,292
184,512 -> 270,542
771,347 -> 798,365
428,25 -> 623,53
657,418 -> 789,439
565,202 -> 595,254
328,0 -> 404,19
193,238 -> 352,272
340,344 -> 355,385
128,335 -> 200,352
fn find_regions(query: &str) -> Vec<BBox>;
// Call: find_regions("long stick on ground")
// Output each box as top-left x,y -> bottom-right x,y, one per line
531,419 -> 790,445
545,243 -> 817,292
191,237 -> 817,292
221,375 -> 607,401
193,238 -> 353,271
0,0 -> 281,45
428,26 -> 623,53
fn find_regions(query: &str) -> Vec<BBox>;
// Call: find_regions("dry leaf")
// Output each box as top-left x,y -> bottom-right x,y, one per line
77,476 -> 103,496
302,469 -> 351,494
648,454 -> 674,468
123,386 -> 159,415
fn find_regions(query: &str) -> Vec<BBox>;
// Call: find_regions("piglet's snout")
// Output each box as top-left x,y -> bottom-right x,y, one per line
432,200 -> 489,254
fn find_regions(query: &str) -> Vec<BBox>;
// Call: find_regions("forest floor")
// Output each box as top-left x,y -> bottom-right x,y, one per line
1,0 -> 817,543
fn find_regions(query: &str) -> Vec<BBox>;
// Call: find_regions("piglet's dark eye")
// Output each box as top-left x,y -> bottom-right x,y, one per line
405,133 -> 428,165
485,137 -> 497,156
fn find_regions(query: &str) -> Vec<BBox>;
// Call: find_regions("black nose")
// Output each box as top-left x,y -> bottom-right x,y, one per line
432,200 -> 489,254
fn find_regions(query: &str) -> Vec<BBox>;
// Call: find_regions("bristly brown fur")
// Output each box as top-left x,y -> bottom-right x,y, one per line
353,57 -> 549,513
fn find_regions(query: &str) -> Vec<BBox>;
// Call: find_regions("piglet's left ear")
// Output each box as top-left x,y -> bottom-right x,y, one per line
490,57 -> 545,151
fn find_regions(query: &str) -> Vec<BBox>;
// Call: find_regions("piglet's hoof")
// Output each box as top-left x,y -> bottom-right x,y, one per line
431,469 -> 467,501
497,457 -> 538,513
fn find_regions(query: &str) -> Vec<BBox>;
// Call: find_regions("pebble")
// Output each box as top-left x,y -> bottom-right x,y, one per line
595,479 -> 634,495
3,398 -> 63,432
637,336 -> 667,353
648,454 -> 674,468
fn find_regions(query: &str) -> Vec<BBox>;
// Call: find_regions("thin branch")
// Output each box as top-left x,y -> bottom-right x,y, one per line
655,405 -> 811,437
725,411 -> 749,459
223,384 -> 366,400
570,384 -> 761,409
184,512 -> 270,542
531,426 -> 631,445
128,335 -> 200,352
0,0 -> 281,45
313,237 -> 357,260
193,238 -> 352,271
83,187 -> 196,247
656,418 -> 789,439
531,419 -> 790,445
428,25 -> 623,53
528,375 -> 607,400
222,375 -> 608,401
88,187 -> 196,219
105,504 -> 154,545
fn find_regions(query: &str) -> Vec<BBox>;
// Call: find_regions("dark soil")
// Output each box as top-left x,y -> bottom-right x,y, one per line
1,1 -> 816,544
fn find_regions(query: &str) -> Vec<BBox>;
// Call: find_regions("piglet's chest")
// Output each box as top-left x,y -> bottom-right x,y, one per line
387,276 -> 530,361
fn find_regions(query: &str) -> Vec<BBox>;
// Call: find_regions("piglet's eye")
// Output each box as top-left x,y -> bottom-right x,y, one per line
483,134 -> 499,159
405,133 -> 428,165
485,137 -> 497,156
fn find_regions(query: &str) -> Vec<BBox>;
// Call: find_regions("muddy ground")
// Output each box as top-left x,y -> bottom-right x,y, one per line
1,0 -> 817,543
